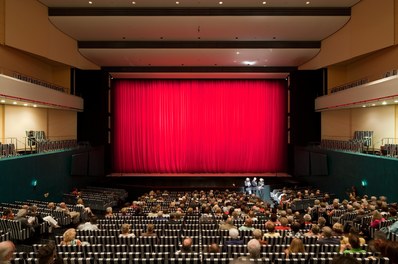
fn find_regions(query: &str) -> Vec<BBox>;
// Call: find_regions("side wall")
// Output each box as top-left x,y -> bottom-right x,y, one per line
300,148 -> 398,202
0,150 -> 98,202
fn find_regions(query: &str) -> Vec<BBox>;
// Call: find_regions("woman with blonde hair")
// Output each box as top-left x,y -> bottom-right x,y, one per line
119,223 -> 135,238
284,237 -> 305,257
60,228 -> 81,246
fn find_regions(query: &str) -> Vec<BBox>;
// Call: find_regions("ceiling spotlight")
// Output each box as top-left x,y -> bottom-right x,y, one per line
236,51 -> 240,55
219,1 -> 223,4
23,103 -> 28,106
394,100 -> 398,103
132,1 -> 136,4
242,61 -> 256,66
262,1 -> 267,4
88,1 -> 93,4
371,103 -> 376,106
176,1 -> 179,4
362,105 -> 366,108
306,1 -> 310,4
13,101 -> 17,105
0,100 -> 5,103
382,101 -> 387,105
33,104 -> 37,108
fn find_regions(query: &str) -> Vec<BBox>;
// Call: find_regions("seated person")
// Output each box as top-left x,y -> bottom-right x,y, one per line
176,237 -> 193,253
141,223 -> 157,237
239,218 -> 255,231
56,202 -> 80,223
60,228 -> 82,246
37,243 -> 61,264
263,222 -> 281,238
0,241 -> 15,264
237,239 -> 262,261
317,226 -> 341,245
207,243 -> 221,253
285,237 -> 305,257
104,207 -> 114,218
224,228 -> 244,251
77,216 -> 99,231
119,223 -> 135,238
1,209 -> 14,220
340,234 -> 366,254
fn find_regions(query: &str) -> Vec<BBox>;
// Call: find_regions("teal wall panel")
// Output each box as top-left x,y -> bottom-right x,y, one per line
0,150 -> 99,203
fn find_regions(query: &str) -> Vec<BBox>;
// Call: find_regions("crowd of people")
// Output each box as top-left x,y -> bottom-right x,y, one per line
0,187 -> 397,263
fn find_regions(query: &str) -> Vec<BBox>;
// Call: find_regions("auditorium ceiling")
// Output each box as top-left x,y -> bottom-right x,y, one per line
37,0 -> 360,79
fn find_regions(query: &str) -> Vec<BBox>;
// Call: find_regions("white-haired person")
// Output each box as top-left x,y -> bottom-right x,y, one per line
223,228 -> 244,251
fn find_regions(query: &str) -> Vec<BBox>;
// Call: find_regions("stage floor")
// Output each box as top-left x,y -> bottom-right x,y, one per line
107,172 -> 291,177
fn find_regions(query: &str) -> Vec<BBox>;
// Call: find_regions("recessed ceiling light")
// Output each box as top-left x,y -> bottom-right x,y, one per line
88,1 -> 93,4
0,100 -> 5,103
371,103 -> 376,106
33,104 -> 37,108
236,51 -> 240,55
219,1 -> 223,4
394,100 -> 398,103
176,1 -> 179,4
13,102 -> 17,105
132,1 -> 136,4
362,105 -> 366,108
262,1 -> 267,4
382,101 -> 387,105
23,103 -> 28,106
306,1 -> 310,4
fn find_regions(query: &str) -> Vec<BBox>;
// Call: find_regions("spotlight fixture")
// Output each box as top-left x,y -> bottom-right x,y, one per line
0,99 -> 5,103
382,101 -> 387,105
13,101 -> 17,105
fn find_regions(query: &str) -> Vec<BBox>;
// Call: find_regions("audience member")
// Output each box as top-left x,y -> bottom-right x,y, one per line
104,207 -> 114,218
0,241 -> 15,264
317,226 -> 340,245
224,228 -> 244,250
37,243 -> 61,264
331,255 -> 361,264
263,222 -> 281,238
239,218 -> 254,231
284,237 -> 305,257
176,237 -> 193,253
340,234 -> 366,254
119,223 -> 135,238
60,228 -> 82,246
77,216 -> 99,231
207,243 -> 221,253
252,229 -> 267,245
141,224 -> 157,237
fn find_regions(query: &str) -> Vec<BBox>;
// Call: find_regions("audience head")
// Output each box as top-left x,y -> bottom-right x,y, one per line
252,229 -> 263,240
311,224 -> 320,235
244,218 -> 253,227
385,241 -> 398,264
279,217 -> 289,227
348,234 -> 361,249
106,207 -> 113,214
318,217 -> 326,228
146,223 -> 155,233
266,222 -> 275,233
289,238 -> 305,253
208,243 -> 220,253
181,237 -> 193,252
62,228 -> 77,243
229,228 -> 240,239
303,214 -> 312,222
247,239 -> 261,258
332,222 -> 344,235
0,241 -> 15,262
121,223 -> 131,234
37,243 -> 56,264
322,226 -> 333,238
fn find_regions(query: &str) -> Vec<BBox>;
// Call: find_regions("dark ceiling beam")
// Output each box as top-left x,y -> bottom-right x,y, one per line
79,41 -> 320,49
49,7 -> 350,17
103,66 -> 297,73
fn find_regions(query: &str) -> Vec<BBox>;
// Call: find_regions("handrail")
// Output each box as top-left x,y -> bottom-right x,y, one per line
0,67 -> 70,94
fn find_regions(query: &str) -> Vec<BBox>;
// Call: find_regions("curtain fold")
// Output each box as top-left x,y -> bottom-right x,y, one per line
113,79 -> 287,173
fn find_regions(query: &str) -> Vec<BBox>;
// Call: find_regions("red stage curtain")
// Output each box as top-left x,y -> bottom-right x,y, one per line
113,79 -> 287,173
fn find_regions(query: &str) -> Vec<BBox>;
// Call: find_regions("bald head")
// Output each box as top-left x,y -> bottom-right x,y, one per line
0,241 -> 15,261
